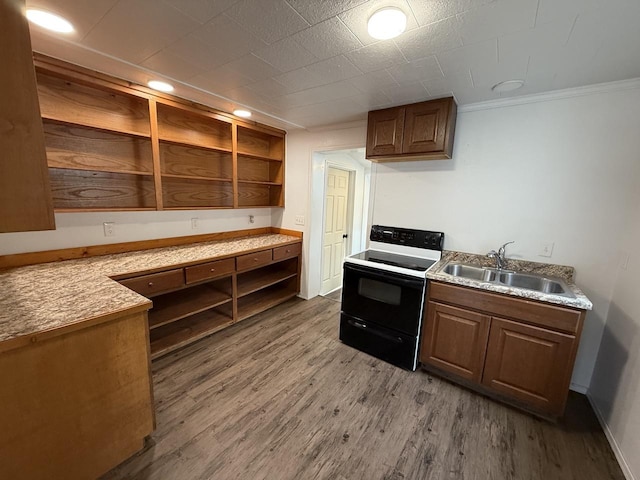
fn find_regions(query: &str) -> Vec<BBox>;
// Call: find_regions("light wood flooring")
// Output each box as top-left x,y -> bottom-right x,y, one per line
103,296 -> 624,480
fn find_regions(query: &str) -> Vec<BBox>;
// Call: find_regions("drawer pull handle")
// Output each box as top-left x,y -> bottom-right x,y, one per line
148,282 -> 154,287
286,249 -> 290,253
254,258 -> 258,262
210,268 -> 215,272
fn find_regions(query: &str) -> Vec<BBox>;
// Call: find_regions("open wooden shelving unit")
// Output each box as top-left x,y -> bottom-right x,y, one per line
34,56 -> 286,212
237,125 -> 285,208
118,241 -> 301,360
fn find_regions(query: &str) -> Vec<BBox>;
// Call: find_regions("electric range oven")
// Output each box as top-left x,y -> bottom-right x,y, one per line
339,225 -> 444,371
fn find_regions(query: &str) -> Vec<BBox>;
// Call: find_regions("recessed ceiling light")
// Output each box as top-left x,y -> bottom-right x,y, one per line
492,80 -> 525,93
233,109 -> 252,118
26,9 -> 74,33
147,80 -> 174,93
367,8 -> 407,40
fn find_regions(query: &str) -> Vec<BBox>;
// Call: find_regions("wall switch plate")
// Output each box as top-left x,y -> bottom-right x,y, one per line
191,218 -> 199,229
539,242 -> 554,257
103,222 -> 115,237
295,215 -> 305,226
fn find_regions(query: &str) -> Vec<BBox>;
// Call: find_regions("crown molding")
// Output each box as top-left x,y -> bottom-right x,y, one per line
458,78 -> 640,113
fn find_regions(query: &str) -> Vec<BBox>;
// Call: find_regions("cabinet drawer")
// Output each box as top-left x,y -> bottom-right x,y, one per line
120,269 -> 185,297
273,243 -> 301,262
236,249 -> 272,271
185,258 -> 235,284
429,281 -> 582,334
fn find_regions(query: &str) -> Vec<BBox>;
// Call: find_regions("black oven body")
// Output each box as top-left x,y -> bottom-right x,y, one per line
339,263 -> 426,370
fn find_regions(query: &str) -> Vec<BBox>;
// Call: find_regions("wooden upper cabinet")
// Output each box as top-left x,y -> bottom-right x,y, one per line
482,317 -> 576,417
366,97 -> 457,162
0,0 -> 55,232
366,106 -> 405,157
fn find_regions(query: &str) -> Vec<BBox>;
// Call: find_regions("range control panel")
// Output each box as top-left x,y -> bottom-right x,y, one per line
370,225 -> 444,251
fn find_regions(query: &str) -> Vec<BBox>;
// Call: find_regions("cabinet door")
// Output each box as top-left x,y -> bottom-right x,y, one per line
402,98 -> 455,157
482,317 -> 575,416
0,0 -> 55,232
366,106 -> 405,157
421,302 -> 490,382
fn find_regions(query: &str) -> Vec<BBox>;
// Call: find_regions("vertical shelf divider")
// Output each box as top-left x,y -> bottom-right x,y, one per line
148,99 -> 164,210
232,122 -> 239,208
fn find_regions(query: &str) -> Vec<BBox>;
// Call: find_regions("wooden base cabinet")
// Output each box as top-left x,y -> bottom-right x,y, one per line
422,302 -> 490,383
118,241 -> 301,359
0,311 -> 154,479
482,318 -> 576,413
420,282 -> 586,418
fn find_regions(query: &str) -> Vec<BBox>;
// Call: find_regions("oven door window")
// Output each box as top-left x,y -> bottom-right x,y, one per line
358,278 -> 401,305
342,264 -> 425,336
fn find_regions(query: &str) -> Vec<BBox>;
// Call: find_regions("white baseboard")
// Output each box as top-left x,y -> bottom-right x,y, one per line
587,392 -> 636,480
570,382 -> 588,394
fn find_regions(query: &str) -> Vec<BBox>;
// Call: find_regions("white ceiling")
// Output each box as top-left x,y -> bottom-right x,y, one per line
27,0 -> 640,130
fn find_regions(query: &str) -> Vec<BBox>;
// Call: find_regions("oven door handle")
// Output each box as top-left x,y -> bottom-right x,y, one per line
344,263 -> 425,289
347,319 -> 404,344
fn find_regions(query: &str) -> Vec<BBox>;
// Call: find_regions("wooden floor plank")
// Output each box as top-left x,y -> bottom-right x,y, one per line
102,296 -> 624,480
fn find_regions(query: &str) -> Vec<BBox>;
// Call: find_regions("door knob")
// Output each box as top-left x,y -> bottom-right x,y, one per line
342,234 -> 348,239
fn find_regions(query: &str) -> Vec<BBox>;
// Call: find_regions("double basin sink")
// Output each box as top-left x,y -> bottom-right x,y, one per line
441,262 -> 575,298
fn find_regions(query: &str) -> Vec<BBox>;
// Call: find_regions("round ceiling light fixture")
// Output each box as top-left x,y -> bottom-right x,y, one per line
26,9 -> 74,33
367,7 -> 407,40
492,79 -> 525,93
233,109 -> 252,118
147,80 -> 174,93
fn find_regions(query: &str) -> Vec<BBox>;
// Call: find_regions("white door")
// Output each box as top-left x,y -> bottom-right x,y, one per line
321,167 -> 351,294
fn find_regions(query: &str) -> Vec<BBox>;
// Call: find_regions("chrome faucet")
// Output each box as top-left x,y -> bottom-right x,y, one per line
487,241 -> 515,270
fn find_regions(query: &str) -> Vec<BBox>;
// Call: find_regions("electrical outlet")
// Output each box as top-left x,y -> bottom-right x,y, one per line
539,242 -> 554,257
295,215 -> 305,226
249,215 -> 255,224
191,218 -> 199,229
103,222 -> 115,237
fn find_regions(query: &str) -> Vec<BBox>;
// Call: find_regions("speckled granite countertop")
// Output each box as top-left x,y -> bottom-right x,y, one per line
0,234 -> 300,350
427,251 -> 593,310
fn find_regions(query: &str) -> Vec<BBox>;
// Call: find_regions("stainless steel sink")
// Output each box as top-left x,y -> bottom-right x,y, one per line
440,262 -> 575,298
442,263 -> 497,282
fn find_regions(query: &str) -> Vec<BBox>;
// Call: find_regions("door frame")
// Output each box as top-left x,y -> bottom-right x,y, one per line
320,164 -> 355,295
307,146 -> 371,300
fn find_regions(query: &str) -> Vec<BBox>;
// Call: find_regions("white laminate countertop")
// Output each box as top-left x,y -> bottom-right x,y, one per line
0,234 -> 300,350
427,251 -> 593,310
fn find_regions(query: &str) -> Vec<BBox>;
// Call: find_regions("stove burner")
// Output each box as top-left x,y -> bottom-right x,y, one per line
351,250 -> 436,272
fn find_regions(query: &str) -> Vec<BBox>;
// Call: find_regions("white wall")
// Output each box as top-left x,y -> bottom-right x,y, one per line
274,123 -> 367,298
0,209 -> 272,255
370,85 -> 640,390
589,179 -> 640,480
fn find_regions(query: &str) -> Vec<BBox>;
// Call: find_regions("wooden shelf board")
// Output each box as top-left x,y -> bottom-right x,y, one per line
163,206 -> 235,211
237,180 -> 282,186
237,288 -> 298,322
49,165 -> 153,177
54,207 -> 157,213
237,270 -> 297,298
161,173 -> 232,183
159,137 -> 232,154
41,115 -> 151,139
150,308 -> 234,360
237,151 -> 283,162
149,284 -> 232,329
